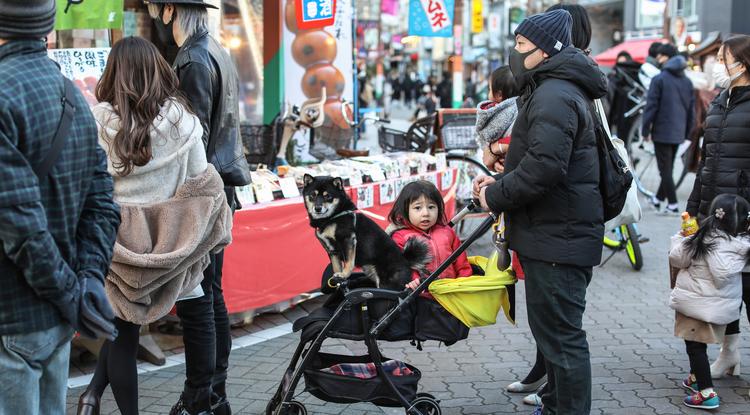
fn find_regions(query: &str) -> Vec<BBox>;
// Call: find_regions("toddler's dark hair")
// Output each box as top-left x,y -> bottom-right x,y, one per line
687,193 -> 750,259
388,181 -> 447,227
489,66 -> 518,101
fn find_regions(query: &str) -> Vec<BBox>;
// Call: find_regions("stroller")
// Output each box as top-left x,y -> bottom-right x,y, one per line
265,202 -> 514,415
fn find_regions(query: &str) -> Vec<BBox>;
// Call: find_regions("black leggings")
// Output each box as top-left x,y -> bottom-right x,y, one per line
87,318 -> 141,415
725,273 -> 750,335
685,340 -> 713,390
654,142 -> 679,204
522,346 -> 547,384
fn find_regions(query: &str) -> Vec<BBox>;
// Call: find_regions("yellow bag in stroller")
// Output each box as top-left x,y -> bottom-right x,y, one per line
428,252 -> 517,327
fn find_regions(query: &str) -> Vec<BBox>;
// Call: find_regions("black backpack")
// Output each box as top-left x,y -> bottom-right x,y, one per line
589,102 -> 633,221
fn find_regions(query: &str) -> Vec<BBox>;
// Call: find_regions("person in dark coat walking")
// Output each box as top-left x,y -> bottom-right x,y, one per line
437,71 -> 453,108
474,9 -> 607,415
641,43 -> 695,215
0,1 -> 121,413
686,35 -> 750,388
147,1 -> 251,414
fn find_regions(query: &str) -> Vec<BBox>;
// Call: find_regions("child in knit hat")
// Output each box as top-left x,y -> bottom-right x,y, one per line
476,66 -> 519,173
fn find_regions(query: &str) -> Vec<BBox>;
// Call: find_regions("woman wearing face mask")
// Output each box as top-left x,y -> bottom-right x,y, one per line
686,35 -> 750,389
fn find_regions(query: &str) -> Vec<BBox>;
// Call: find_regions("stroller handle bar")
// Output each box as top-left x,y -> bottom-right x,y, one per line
368,200 -> 497,336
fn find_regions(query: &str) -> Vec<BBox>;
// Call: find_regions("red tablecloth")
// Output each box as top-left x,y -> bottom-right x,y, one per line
222,169 -> 457,314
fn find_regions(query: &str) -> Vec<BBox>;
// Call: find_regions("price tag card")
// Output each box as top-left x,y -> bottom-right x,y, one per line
279,177 -> 300,198
348,173 -> 363,186
253,182 -> 275,203
369,167 -> 386,182
379,181 -> 397,205
235,184 -> 256,207
356,185 -> 374,209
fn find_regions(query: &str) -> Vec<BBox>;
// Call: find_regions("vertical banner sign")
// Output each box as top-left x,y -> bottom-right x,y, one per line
55,0 -> 123,30
471,0 -> 483,34
408,0 -> 455,38
296,0 -> 337,30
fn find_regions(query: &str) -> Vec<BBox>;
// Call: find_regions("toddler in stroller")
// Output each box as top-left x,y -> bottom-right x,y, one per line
265,200 -> 515,415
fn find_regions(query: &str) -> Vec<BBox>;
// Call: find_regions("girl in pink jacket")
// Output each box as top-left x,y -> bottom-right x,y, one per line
386,181 -> 473,297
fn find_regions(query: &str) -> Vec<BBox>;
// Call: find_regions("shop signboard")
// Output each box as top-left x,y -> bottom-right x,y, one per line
48,47 -> 110,106
55,0 -> 123,30
408,0 -> 455,38
471,0 -> 483,34
296,0 -> 337,30
509,7 -> 525,36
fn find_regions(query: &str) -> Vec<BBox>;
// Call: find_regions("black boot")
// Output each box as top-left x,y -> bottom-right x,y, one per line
76,389 -> 100,415
170,387 -> 213,415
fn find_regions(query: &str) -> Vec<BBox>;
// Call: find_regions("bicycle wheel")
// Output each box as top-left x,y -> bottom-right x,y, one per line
620,223 -> 643,271
446,154 -> 492,239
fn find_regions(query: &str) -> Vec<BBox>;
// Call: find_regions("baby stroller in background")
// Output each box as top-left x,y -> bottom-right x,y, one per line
265,202 -> 516,415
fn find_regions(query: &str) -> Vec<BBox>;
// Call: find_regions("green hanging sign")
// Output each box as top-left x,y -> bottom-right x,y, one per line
55,0 -> 124,30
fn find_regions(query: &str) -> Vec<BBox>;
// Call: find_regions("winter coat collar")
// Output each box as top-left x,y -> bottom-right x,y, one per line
475,97 -> 518,148
714,85 -> 750,109
0,39 -> 45,61
521,46 -> 608,101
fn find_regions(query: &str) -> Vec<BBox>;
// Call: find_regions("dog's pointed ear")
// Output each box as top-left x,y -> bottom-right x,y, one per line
303,174 -> 315,188
332,177 -> 344,190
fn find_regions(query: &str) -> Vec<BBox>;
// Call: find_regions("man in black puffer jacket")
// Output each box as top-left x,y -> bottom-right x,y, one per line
475,9 -> 607,415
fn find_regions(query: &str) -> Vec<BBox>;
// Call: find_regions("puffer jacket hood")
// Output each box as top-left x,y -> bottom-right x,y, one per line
527,46 -> 608,100
663,55 -> 687,76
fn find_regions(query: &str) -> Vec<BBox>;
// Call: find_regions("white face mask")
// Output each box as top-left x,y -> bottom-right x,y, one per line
713,61 -> 745,89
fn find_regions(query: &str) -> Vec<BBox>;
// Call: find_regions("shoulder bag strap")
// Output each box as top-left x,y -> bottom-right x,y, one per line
33,77 -> 77,178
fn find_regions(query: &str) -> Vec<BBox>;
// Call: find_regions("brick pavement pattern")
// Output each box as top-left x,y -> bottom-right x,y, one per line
67,172 -> 750,414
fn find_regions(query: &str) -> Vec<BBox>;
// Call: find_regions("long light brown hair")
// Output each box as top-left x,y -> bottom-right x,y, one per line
95,36 -> 187,176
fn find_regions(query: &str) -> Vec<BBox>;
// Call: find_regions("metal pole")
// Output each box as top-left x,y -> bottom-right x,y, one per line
352,0 -> 360,149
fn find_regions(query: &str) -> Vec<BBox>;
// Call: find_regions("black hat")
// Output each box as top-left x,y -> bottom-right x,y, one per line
514,9 -> 572,57
0,0 -> 55,40
144,0 -> 219,9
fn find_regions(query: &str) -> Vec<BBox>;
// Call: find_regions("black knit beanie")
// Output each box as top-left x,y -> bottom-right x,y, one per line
0,0 -> 56,40
514,9 -> 572,57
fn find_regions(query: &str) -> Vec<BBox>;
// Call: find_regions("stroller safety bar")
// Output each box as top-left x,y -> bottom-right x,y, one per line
370,201 -> 497,337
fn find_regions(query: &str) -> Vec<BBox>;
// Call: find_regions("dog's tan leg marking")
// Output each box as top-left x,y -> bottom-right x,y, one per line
338,237 -> 356,279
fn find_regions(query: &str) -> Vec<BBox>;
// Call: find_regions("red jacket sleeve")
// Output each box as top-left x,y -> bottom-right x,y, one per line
391,230 -> 421,282
450,231 -> 473,277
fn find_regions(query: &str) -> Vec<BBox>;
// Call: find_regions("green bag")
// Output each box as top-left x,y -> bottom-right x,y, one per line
55,0 -> 124,30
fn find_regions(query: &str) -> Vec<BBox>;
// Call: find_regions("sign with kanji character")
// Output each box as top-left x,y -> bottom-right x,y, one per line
296,0 -> 337,30
408,0 -> 455,38
48,48 -> 110,107
471,0 -> 483,33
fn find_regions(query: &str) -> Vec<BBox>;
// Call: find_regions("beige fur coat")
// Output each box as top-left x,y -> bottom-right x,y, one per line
106,165 -> 233,324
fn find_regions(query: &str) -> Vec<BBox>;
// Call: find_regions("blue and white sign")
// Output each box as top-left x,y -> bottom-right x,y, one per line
408,0 -> 455,38
301,0 -> 334,22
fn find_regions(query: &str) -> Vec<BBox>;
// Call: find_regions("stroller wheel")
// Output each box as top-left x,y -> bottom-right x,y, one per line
407,395 -> 441,415
278,401 -> 307,415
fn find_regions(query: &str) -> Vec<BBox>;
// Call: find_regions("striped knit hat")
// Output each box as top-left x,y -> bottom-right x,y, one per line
0,0 -> 55,39
514,9 -> 572,57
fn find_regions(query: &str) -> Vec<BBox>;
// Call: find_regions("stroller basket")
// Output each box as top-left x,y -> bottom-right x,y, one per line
304,352 -> 420,406
441,115 -> 478,150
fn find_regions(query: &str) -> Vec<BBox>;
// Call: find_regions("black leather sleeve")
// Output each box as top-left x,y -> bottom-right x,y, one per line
177,61 -> 215,150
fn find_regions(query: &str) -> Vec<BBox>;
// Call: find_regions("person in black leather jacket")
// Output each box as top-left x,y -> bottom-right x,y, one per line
146,1 -> 250,414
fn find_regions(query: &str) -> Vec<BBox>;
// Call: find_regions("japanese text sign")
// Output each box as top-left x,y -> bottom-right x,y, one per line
408,0 -> 455,38
296,0 -> 337,30
48,48 -> 110,107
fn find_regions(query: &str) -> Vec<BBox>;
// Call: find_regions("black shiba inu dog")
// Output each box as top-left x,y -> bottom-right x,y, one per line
303,174 -> 430,291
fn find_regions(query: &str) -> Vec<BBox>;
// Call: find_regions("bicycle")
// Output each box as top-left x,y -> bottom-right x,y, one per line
602,223 -> 644,271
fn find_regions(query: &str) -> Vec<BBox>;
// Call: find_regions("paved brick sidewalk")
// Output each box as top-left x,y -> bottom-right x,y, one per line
66,172 -> 750,414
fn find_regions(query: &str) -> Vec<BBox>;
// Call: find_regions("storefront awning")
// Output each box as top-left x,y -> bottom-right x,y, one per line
594,38 -> 665,67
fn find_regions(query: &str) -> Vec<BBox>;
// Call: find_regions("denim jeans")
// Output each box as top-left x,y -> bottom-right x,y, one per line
520,257 -> 593,415
0,324 -> 74,415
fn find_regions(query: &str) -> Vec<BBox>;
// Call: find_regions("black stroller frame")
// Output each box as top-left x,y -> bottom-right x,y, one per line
266,201 -> 498,415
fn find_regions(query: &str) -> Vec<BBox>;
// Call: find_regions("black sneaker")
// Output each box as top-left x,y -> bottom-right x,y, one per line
661,205 -> 680,216
170,396 -> 213,415
649,198 -> 662,212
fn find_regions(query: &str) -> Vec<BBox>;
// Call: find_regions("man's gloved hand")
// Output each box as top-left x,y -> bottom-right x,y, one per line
78,273 -> 117,341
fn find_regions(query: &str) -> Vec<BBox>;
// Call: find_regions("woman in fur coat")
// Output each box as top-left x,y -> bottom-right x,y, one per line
76,37 -> 233,415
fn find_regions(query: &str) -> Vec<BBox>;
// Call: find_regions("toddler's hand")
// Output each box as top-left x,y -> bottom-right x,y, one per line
405,279 -> 420,291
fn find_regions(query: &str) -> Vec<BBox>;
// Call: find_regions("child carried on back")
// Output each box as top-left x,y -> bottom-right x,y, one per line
386,181 -> 473,297
669,194 -> 750,410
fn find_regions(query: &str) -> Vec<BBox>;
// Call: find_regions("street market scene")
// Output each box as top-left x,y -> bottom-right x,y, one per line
0,0 -> 750,414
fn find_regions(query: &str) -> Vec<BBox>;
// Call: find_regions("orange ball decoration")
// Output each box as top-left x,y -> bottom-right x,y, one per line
291,30 -> 338,67
324,99 -> 352,130
285,0 -> 298,33
301,63 -> 346,99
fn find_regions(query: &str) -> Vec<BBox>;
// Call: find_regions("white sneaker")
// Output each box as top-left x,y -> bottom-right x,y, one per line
523,392 -> 542,406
